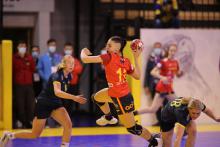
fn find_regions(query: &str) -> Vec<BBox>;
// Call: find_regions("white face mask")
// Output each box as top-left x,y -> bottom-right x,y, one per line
152,48 -> 162,57
101,50 -> 107,55
32,51 -> 39,58
18,47 -> 26,55
48,46 -> 56,53
64,50 -> 73,55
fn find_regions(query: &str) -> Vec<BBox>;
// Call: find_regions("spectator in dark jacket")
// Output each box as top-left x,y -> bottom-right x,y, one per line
31,45 -> 42,97
142,42 -> 166,125
13,40 -> 35,128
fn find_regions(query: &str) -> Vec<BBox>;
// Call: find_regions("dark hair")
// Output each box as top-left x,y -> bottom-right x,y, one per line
47,38 -> 56,44
31,45 -> 40,51
31,45 -> 39,49
110,36 -> 127,57
64,42 -> 73,47
164,44 -> 177,57
17,40 -> 26,46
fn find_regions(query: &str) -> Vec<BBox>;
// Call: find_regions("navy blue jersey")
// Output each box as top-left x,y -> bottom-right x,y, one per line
161,98 -> 191,127
38,70 -> 72,104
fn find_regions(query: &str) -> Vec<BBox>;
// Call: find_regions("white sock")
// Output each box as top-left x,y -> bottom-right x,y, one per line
61,142 -> 69,147
9,133 -> 15,139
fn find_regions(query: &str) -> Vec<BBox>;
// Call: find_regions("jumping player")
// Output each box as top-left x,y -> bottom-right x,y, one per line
81,36 -> 161,147
0,55 -> 87,147
135,44 -> 183,115
161,97 -> 220,147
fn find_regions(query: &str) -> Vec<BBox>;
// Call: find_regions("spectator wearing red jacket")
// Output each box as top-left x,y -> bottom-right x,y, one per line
13,40 -> 35,128
62,42 -> 83,118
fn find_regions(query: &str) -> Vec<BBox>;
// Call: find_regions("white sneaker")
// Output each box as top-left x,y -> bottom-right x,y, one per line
96,115 -> 118,126
148,134 -> 163,147
0,131 -> 12,147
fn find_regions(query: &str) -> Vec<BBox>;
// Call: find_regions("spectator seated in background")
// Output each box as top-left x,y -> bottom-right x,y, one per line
31,45 -> 42,97
154,0 -> 180,28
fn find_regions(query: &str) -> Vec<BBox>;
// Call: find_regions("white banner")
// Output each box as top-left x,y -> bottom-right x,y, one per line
140,29 -> 220,125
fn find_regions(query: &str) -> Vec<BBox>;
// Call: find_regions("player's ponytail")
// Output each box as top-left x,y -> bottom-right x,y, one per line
57,59 -> 65,71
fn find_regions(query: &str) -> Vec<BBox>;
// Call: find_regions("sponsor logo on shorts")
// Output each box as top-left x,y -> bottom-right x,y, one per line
125,103 -> 134,111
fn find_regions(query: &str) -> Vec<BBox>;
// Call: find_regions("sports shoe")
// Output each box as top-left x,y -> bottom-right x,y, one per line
96,115 -> 118,126
148,133 -> 163,147
0,131 -> 12,147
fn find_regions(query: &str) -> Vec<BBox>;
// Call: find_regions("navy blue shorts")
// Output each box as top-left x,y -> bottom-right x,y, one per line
160,120 -> 175,132
34,98 -> 63,119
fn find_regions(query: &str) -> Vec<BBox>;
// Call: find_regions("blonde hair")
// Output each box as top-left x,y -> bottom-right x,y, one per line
57,55 -> 74,70
187,98 -> 204,110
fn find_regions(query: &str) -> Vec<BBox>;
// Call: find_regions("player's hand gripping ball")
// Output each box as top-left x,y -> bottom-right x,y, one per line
130,39 -> 144,52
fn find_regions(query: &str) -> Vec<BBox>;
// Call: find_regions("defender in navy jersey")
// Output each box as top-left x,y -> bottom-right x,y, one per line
0,55 -> 87,147
161,97 -> 220,147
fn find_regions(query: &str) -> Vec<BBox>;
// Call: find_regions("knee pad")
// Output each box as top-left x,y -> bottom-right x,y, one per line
91,94 -> 105,107
127,124 -> 143,135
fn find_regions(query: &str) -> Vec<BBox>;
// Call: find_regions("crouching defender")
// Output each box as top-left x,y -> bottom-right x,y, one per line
160,97 -> 220,147
81,36 -> 162,147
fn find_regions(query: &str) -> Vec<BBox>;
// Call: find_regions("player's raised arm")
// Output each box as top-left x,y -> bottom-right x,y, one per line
129,39 -> 143,80
80,48 -> 103,63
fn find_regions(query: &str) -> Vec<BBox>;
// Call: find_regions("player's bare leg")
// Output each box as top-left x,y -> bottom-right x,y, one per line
186,121 -> 197,147
14,117 -> 46,139
137,93 -> 164,114
93,88 -> 118,126
51,107 -> 72,147
119,112 -> 162,146
161,129 -> 174,147
0,117 -> 46,147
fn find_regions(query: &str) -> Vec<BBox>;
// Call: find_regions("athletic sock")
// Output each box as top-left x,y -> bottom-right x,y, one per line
9,133 -> 15,139
61,142 -> 69,147
105,113 -> 113,121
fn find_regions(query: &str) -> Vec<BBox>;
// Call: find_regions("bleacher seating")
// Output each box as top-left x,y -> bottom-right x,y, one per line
98,0 -> 220,38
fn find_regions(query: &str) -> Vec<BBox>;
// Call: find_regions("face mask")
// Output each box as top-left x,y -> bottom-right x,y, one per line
152,48 -> 162,57
18,47 -> 26,55
48,46 -> 56,53
64,50 -> 72,55
32,51 -> 39,58
101,50 -> 107,55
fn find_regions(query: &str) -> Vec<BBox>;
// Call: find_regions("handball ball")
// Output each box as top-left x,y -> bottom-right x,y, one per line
130,39 -> 144,52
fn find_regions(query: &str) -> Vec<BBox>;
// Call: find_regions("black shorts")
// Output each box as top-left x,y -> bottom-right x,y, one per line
111,93 -> 135,115
34,98 -> 63,119
160,120 -> 175,132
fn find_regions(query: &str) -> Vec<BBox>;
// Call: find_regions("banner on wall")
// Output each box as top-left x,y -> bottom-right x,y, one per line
140,29 -> 220,125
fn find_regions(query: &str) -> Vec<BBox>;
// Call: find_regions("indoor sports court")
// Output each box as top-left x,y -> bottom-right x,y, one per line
1,0 -> 220,147
1,125 -> 220,147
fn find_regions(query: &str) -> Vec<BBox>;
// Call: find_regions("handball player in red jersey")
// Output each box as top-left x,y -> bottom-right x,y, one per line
81,36 -> 162,147
135,44 -> 183,116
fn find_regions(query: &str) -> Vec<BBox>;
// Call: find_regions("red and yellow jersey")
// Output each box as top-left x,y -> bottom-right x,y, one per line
100,53 -> 134,98
156,58 -> 179,93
